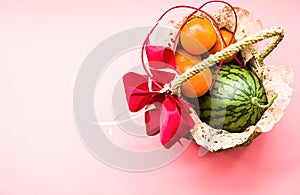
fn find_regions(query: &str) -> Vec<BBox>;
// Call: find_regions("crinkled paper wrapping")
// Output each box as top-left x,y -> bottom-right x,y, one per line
215,6 -> 263,63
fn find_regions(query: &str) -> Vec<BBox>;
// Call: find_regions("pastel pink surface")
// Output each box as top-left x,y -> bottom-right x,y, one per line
0,0 -> 299,195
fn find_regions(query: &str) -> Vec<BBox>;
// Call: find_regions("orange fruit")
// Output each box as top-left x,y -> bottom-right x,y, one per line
180,18 -> 217,55
175,49 -> 202,72
175,49 -> 212,98
209,29 -> 236,62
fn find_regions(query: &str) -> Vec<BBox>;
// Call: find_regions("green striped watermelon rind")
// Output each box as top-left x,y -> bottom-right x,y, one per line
198,64 -> 268,133
188,61 -> 292,152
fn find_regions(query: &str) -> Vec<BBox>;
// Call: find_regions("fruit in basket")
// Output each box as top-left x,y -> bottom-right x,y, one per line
175,49 -> 212,98
198,64 -> 268,133
209,29 -> 236,62
180,18 -> 217,55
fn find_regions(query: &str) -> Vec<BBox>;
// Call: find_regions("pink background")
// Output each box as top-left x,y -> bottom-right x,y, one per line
1,0 -> 299,194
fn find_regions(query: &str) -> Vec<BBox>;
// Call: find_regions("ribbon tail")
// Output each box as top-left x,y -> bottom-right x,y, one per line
160,96 -> 195,148
159,96 -> 181,148
145,107 -> 161,136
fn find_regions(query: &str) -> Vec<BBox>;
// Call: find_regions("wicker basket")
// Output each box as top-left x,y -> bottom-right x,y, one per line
169,26 -> 292,152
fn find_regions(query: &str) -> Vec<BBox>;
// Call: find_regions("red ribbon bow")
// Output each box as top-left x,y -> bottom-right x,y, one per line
123,46 -> 195,148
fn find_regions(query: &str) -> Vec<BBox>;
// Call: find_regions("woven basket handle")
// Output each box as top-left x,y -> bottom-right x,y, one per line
170,26 -> 284,95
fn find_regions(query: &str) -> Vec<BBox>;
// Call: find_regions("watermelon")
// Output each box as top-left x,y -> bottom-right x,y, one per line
198,64 -> 268,133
